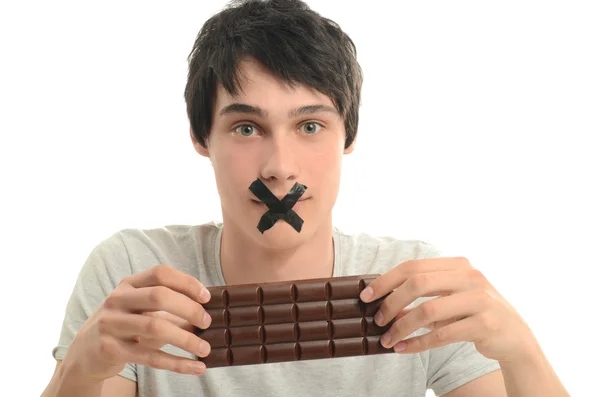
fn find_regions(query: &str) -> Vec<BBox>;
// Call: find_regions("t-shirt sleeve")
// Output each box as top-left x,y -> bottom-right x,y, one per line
425,340 -> 501,395
51,232 -> 137,382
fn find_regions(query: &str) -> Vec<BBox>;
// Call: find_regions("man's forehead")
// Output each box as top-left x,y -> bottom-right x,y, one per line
214,81 -> 336,114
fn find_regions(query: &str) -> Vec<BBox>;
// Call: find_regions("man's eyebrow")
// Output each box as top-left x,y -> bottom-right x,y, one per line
218,103 -> 266,117
289,105 -> 339,118
218,103 -> 339,118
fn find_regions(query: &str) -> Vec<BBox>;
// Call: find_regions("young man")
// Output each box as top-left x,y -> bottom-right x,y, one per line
42,1 -> 569,396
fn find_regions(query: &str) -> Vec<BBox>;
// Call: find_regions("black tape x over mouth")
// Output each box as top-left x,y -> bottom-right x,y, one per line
248,178 -> 307,234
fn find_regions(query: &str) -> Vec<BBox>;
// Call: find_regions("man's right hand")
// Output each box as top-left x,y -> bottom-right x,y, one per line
61,264 -> 212,382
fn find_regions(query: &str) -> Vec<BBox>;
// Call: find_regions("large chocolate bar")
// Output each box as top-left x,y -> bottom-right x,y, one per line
194,274 -> 393,368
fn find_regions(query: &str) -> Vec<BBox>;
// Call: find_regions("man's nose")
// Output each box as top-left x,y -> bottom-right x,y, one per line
259,136 -> 300,183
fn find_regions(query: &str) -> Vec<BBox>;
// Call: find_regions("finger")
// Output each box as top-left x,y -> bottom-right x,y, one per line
107,287 -> 212,330
360,257 -> 471,303
122,264 -> 211,304
393,315 -> 482,354
397,297 -> 461,331
104,311 -> 211,358
117,338 -> 207,375
392,307 -> 412,321
393,297 -> 459,331
425,316 -> 464,331
380,290 -> 486,348
375,270 -> 478,326
136,312 -> 194,349
144,311 -> 194,333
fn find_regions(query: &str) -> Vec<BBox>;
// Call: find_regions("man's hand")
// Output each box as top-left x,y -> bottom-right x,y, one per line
360,257 -> 537,363
61,265 -> 212,382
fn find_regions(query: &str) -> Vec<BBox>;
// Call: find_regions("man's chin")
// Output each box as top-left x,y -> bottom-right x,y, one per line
252,220 -> 307,249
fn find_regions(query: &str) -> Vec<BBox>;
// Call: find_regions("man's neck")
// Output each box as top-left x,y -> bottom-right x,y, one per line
219,221 -> 335,285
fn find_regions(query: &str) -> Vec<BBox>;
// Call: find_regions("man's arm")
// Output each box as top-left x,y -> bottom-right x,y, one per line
443,342 -> 570,397
499,341 -> 570,397
41,361 -> 136,397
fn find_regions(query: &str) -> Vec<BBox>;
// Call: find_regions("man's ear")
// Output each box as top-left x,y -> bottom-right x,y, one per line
190,127 -> 210,157
343,134 -> 356,154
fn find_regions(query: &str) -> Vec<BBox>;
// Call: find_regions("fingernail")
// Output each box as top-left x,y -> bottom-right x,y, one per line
191,362 -> 206,374
199,288 -> 211,303
381,332 -> 391,347
203,312 -> 212,327
374,311 -> 384,326
198,340 -> 211,357
360,286 -> 373,301
394,342 -> 407,353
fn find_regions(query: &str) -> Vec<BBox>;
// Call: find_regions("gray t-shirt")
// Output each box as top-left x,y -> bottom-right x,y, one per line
53,222 -> 500,396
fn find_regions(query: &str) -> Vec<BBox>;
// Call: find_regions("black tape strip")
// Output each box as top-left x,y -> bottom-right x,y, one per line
248,179 -> 307,233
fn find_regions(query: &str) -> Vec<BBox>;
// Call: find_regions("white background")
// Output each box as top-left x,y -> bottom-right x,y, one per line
1,1 -> 598,396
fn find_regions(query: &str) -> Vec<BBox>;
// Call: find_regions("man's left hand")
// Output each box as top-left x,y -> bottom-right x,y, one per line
360,257 -> 538,363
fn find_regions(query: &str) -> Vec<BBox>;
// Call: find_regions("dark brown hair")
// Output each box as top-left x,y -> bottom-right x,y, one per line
184,0 -> 362,149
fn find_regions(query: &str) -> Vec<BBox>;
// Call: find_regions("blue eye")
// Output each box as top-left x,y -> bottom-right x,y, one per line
235,124 -> 256,136
301,122 -> 321,134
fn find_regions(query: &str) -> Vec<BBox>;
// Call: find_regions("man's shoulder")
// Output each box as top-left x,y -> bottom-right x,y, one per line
333,226 -> 440,259
89,221 -> 222,274
94,221 -> 221,253
113,221 -> 220,243
334,227 -> 437,251
333,227 -> 441,276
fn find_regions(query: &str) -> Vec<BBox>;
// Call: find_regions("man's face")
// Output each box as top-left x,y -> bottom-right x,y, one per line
192,59 -> 354,249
